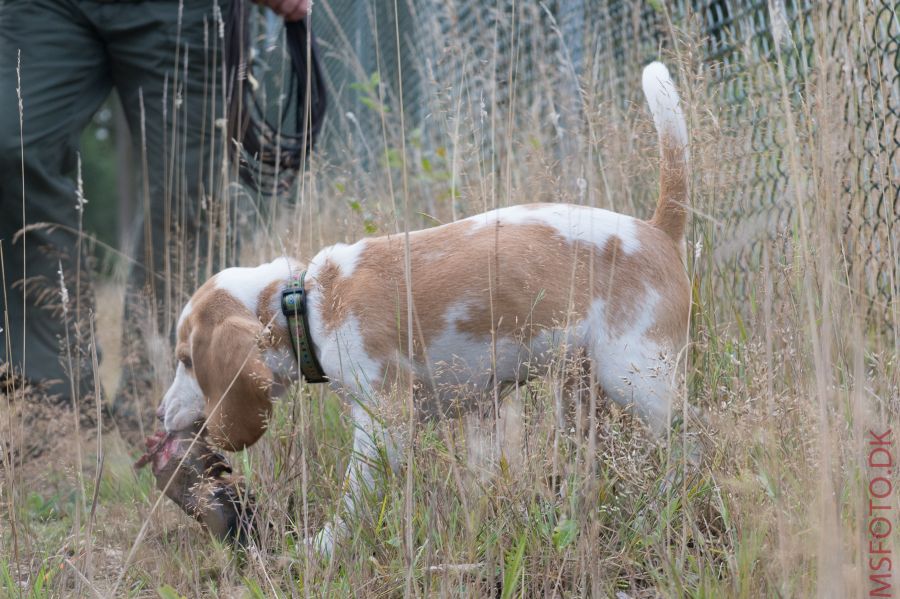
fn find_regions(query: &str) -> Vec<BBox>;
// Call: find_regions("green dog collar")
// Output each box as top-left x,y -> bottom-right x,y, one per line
281,271 -> 328,383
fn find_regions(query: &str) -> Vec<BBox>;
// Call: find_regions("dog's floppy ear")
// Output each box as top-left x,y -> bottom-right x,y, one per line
192,315 -> 273,451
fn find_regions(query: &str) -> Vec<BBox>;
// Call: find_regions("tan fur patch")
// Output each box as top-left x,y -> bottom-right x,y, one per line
176,282 -> 273,450
311,212 -> 689,388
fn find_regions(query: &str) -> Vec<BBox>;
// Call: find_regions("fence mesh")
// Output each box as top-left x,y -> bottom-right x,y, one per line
307,0 -> 898,329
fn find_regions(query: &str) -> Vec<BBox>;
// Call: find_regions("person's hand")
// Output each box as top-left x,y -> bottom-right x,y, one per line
257,0 -> 310,22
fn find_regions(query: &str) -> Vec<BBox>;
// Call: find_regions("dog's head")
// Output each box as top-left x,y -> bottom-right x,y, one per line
158,260 -> 298,450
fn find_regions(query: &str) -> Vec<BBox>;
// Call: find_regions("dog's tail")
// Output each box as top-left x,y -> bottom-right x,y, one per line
642,61 -> 689,244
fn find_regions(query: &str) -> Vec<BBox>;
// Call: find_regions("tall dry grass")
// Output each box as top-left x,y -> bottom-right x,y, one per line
2,0 -> 899,597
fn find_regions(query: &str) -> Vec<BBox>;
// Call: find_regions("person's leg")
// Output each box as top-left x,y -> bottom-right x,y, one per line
102,1 -> 234,429
0,0 -> 111,401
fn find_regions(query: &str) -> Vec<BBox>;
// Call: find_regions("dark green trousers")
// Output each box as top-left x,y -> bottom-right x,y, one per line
0,0 -> 235,414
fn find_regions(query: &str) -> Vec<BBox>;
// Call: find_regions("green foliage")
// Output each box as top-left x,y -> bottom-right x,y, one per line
1,560 -> 58,599
156,584 -> 188,599
24,490 -> 70,522
350,71 -> 389,114
241,578 -> 267,599
0,561 -> 16,596
551,516 -> 577,551
96,453 -> 156,504
80,100 -> 123,256
500,532 -> 527,599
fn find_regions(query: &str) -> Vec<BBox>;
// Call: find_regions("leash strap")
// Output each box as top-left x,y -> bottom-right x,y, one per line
281,271 -> 328,383
224,3 -> 328,194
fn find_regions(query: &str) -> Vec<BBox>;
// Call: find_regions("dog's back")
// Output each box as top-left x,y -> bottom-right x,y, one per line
307,63 -> 690,430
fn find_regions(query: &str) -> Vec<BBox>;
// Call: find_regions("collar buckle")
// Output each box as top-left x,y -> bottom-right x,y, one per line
281,287 -> 305,318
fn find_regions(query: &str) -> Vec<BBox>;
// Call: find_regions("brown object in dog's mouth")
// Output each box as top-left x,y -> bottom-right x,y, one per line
134,427 -> 257,544
133,430 -> 172,471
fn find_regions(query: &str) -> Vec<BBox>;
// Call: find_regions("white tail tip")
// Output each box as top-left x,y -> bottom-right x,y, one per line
642,61 -> 688,150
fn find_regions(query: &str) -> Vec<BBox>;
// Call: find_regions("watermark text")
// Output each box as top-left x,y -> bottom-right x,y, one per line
868,428 -> 894,597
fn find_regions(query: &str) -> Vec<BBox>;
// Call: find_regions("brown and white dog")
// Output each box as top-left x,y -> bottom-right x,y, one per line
157,61 -> 690,552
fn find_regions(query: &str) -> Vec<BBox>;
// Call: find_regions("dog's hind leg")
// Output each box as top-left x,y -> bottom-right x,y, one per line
591,337 -> 677,440
591,337 -> 704,482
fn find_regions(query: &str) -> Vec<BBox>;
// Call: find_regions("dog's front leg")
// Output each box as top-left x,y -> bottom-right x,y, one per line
311,400 -> 401,555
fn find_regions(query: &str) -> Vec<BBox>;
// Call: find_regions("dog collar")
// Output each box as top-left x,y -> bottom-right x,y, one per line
281,271 -> 328,383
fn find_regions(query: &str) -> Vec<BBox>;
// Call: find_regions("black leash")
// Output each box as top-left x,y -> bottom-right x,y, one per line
225,3 -> 328,193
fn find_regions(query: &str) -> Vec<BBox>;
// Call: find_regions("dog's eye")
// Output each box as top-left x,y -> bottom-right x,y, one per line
180,357 -> 193,369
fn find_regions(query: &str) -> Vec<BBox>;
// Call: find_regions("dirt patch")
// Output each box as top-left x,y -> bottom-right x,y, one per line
0,375 -> 104,482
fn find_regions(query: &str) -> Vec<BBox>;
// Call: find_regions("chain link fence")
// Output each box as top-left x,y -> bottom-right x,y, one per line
308,0 -> 898,328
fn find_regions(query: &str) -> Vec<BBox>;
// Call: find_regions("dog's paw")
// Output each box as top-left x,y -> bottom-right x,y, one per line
305,519 -> 347,556
309,526 -> 334,556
